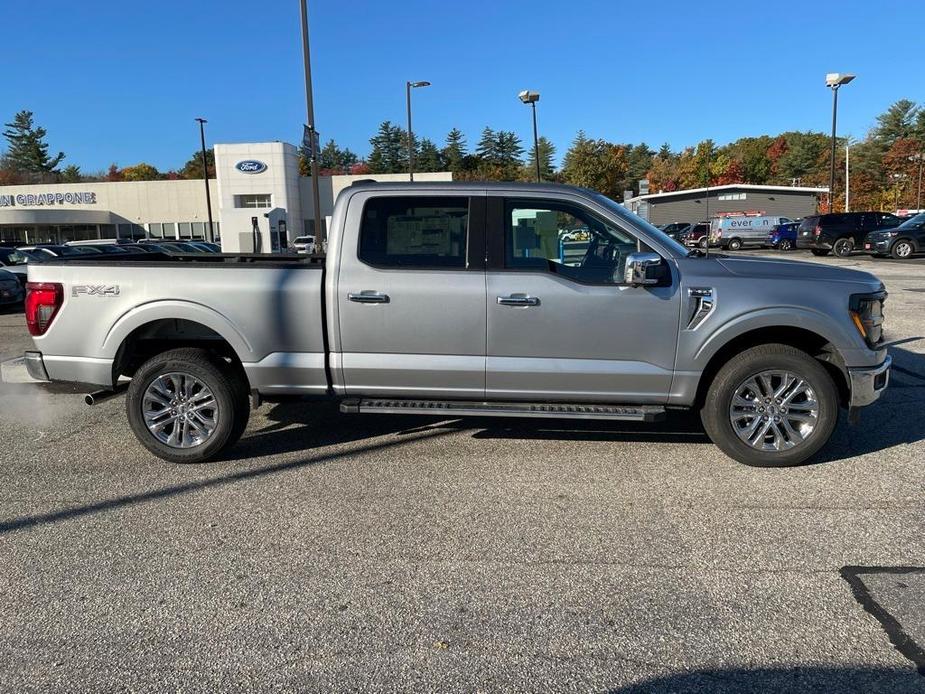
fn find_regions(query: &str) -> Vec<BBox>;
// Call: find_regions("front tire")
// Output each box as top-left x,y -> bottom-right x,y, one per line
779,239 -> 792,251
891,240 -> 914,259
126,348 -> 249,464
701,344 -> 838,467
698,237 -> 709,248
726,238 -> 743,251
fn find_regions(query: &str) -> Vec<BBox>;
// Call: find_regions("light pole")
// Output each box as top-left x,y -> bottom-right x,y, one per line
518,90 -> 541,182
845,142 -> 850,212
825,72 -> 855,212
194,118 -> 215,243
912,152 -> 924,211
299,0 -> 324,246
406,81 -> 430,182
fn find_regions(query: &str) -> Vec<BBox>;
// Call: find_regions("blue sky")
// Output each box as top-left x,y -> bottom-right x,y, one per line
4,0 -> 922,172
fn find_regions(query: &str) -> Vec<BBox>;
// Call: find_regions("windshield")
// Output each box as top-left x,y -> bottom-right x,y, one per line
898,213 -> 925,229
590,192 -> 690,257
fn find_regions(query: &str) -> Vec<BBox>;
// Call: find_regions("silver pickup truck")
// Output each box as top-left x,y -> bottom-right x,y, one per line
23,181 -> 891,467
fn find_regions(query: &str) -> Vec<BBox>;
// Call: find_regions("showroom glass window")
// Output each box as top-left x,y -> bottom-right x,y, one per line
504,200 -> 639,284
358,196 -> 469,268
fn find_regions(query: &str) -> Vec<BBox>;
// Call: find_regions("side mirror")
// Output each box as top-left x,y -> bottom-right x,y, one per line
624,252 -> 665,286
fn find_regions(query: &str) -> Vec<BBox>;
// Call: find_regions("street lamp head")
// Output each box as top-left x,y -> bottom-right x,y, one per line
518,90 -> 540,104
408,81 -> 431,88
195,117 -> 207,123
825,73 -> 855,88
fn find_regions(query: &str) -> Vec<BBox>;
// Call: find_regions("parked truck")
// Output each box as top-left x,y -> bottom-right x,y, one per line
23,182 -> 891,467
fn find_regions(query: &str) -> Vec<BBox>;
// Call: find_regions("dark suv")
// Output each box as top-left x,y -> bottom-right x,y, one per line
864,212 -> 925,259
796,212 -> 902,257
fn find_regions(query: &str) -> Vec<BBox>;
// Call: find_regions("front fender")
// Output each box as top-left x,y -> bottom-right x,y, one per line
101,299 -> 254,361
692,306 -> 857,367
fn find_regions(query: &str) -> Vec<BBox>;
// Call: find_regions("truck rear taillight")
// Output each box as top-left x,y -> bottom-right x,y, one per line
25,282 -> 63,336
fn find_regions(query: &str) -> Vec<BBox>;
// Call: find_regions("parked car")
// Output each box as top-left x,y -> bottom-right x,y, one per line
0,247 -> 48,285
864,212 -> 925,259
188,242 -> 221,253
24,181 -> 891,469
710,215 -> 793,251
680,222 -> 711,248
0,268 -> 25,305
766,221 -> 801,251
20,244 -> 101,257
293,235 -> 316,254
658,223 -> 692,242
795,212 -> 903,257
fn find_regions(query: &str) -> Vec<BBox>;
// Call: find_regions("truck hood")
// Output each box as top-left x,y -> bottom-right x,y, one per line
716,256 -> 883,289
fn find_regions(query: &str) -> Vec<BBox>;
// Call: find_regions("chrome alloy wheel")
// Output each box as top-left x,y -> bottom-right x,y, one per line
142,372 -> 218,448
894,241 -> 913,258
729,370 -> 818,451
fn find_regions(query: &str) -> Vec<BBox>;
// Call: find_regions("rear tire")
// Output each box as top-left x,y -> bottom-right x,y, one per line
811,249 -> 830,257
126,348 -> 249,464
832,237 -> 854,257
701,344 -> 838,467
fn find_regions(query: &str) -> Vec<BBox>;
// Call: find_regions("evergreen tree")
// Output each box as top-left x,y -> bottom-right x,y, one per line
872,100 -> 919,148
2,110 -> 65,174
525,135 -> 556,180
657,143 -> 672,159
368,121 -> 406,174
495,131 -> 524,176
442,128 -> 467,173
476,127 -> 499,164
316,139 -> 358,173
60,164 -> 82,183
417,138 -> 443,172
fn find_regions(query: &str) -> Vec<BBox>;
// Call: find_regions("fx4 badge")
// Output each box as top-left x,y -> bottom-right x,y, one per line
72,284 -> 121,298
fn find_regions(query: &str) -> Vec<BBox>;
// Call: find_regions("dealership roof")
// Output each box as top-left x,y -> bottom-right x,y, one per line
624,183 -> 829,204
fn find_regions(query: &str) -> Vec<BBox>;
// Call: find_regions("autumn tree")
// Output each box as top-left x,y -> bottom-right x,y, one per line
180,148 -> 215,179
121,163 -> 160,181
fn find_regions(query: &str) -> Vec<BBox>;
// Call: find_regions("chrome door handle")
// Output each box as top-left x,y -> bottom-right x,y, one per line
348,291 -> 389,304
497,295 -> 540,306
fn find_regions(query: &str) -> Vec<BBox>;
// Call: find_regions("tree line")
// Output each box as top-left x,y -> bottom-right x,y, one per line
0,110 -> 215,185
3,100 -> 925,211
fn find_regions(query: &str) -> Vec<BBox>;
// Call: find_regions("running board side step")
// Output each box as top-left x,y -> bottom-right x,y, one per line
340,398 -> 665,422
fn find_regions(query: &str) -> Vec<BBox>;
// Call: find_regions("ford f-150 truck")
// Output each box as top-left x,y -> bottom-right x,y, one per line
22,182 -> 891,467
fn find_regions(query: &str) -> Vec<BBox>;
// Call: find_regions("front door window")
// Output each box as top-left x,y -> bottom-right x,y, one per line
505,200 -> 639,285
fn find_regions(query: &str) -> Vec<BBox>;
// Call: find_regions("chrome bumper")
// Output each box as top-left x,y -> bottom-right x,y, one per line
24,351 -> 50,381
848,355 -> 891,408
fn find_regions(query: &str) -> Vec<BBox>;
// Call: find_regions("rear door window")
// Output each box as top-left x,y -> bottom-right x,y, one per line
359,196 -> 470,269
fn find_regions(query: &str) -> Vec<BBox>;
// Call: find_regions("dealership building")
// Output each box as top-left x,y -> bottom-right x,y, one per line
623,184 -> 827,225
0,141 -> 451,251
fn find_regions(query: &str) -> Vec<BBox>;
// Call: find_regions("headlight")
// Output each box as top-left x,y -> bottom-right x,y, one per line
849,290 -> 886,347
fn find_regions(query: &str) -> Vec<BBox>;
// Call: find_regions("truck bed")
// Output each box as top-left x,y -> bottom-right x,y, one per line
27,253 -> 329,395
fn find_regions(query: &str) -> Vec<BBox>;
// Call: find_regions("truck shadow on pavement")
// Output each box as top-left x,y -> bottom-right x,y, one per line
230,344 -> 925,466
609,666 -> 924,693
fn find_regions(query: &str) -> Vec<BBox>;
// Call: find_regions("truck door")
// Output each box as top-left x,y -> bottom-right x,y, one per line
485,195 -> 680,403
335,192 -> 486,398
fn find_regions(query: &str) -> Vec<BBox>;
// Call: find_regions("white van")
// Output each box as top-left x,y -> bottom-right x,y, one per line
710,215 -> 792,250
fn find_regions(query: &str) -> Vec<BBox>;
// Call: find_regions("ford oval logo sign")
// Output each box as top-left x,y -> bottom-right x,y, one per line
235,160 -> 267,174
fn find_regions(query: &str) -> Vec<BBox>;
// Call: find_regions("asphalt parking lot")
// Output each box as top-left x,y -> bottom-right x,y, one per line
1,250 -> 924,692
